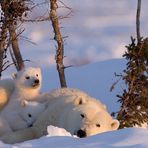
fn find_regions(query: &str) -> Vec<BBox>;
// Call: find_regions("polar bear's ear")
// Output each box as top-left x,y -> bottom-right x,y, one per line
21,100 -> 28,107
74,97 -> 87,105
110,119 -> 120,130
12,73 -> 17,79
103,104 -> 107,110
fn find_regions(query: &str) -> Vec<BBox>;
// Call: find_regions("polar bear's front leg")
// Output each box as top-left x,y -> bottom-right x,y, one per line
0,117 -> 12,137
0,127 -> 36,144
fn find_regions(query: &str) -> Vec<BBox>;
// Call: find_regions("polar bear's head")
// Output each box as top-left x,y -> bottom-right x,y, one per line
12,67 -> 42,90
65,103 -> 119,137
20,100 -> 46,127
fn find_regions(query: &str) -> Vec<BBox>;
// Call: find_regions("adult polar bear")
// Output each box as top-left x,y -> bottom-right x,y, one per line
0,79 -> 14,111
1,88 -> 120,144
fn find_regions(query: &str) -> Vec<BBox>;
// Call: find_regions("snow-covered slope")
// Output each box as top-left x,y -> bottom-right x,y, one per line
42,59 -> 126,112
1,128 -> 148,148
1,59 -> 148,148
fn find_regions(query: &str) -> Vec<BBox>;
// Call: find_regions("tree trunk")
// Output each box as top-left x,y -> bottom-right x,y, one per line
0,25 -> 7,78
9,23 -> 24,71
136,0 -> 141,43
50,0 -> 67,88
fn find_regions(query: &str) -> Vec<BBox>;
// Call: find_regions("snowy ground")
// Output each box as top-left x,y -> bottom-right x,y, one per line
1,0 -> 148,147
0,127 -> 148,148
1,59 -> 148,148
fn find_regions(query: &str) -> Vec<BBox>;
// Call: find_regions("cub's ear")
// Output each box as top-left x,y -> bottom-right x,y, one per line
111,119 -> 120,130
21,100 -> 28,107
36,67 -> 41,72
74,97 -> 88,105
12,73 -> 17,79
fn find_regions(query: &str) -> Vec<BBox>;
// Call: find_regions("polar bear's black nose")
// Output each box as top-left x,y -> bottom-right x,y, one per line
77,129 -> 86,138
34,79 -> 39,84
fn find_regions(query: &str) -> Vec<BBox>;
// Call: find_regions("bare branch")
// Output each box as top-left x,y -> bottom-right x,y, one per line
21,16 -> 50,23
110,72 -> 123,92
1,59 -> 31,73
59,0 -> 72,10
64,65 -> 73,69
19,35 -> 37,45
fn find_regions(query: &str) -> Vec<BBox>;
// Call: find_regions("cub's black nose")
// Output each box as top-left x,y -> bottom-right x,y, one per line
28,124 -> 33,127
34,79 -> 39,84
77,129 -> 86,138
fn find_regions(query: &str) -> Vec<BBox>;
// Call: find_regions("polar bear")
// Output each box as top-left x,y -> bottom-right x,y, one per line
66,104 -> 119,137
0,100 -> 46,137
0,67 -> 42,114
41,88 -> 107,110
0,67 -> 42,111
11,67 -> 42,101
0,79 -> 15,111
0,88 -> 119,144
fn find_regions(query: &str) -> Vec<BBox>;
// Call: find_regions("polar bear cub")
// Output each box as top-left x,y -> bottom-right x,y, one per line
0,100 -> 46,137
0,67 -> 42,112
11,67 -> 42,101
1,67 -> 42,114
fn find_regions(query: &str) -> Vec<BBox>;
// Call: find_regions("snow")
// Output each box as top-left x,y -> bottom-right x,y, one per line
1,0 -> 148,147
47,125 -> 74,137
1,128 -> 148,148
0,59 -> 148,148
41,59 -> 126,113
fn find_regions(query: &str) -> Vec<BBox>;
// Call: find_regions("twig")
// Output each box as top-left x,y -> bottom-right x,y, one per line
19,35 -> 37,45
1,59 -> 30,72
21,16 -> 51,23
110,76 -> 122,92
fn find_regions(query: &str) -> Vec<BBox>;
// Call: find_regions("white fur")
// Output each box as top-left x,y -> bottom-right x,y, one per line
1,67 -> 42,115
11,67 -> 42,101
0,79 -> 15,111
0,67 -> 42,111
42,88 -> 107,110
0,67 -> 42,137
0,88 -> 120,144
0,100 -> 46,137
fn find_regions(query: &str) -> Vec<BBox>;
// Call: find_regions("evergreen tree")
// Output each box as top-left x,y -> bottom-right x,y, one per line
117,37 -> 148,128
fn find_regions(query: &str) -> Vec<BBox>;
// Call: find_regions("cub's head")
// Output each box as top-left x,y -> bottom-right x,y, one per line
20,100 -> 46,127
12,67 -> 42,89
66,98 -> 119,138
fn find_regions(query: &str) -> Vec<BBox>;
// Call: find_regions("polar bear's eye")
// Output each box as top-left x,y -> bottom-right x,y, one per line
96,124 -> 101,127
80,114 -> 85,118
28,114 -> 32,118
36,74 -> 38,77
26,76 -> 30,79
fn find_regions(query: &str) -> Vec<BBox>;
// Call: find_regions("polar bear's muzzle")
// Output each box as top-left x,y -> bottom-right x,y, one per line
77,129 -> 86,138
32,79 -> 40,88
